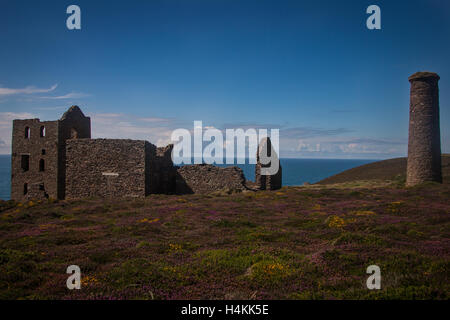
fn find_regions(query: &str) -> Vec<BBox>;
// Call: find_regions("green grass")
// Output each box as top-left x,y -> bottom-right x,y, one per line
0,179 -> 449,299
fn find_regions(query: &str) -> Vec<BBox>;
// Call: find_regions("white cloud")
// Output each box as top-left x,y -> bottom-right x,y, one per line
90,113 -> 176,147
91,113 -> 122,118
281,134 -> 407,159
40,92 -> 89,99
0,84 -> 57,96
33,106 -> 67,111
0,111 -> 178,153
296,140 -> 321,152
0,112 -> 36,154
0,111 -> 410,159
140,117 -> 173,123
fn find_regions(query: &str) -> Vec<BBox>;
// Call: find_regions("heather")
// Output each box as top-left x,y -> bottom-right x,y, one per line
0,182 -> 449,299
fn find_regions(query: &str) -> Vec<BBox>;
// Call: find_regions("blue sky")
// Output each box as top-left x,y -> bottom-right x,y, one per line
0,0 -> 449,158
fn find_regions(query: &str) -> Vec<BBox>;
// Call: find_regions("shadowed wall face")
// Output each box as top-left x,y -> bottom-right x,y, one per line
407,72 -> 442,186
147,144 -> 177,194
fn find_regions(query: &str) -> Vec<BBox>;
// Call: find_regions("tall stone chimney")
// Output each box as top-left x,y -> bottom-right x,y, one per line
406,72 -> 442,186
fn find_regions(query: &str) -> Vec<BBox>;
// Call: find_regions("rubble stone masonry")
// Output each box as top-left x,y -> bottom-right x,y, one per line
11,106 -> 280,200
406,72 -> 442,186
65,139 -> 148,199
11,119 -> 59,200
176,164 -> 247,194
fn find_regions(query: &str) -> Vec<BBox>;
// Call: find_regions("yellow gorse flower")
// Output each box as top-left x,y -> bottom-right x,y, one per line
139,218 -> 160,223
328,215 -> 346,228
169,243 -> 182,252
81,275 -> 100,286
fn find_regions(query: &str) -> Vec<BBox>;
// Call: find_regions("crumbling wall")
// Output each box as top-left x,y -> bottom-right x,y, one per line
58,106 -> 91,199
255,137 -> 282,190
11,105 -> 286,201
65,139 -> 147,199
11,119 -> 59,201
176,164 -> 247,194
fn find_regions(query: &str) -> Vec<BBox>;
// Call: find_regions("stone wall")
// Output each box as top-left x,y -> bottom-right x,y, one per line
65,139 -> 147,199
406,72 -> 442,186
176,164 -> 247,194
11,119 -> 60,201
57,106 -> 91,199
11,105 -> 286,200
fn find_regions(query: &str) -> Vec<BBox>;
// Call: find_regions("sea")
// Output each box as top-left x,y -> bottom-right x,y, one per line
0,154 -> 374,200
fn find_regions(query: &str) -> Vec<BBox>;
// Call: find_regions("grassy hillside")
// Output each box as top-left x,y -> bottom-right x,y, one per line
318,154 -> 450,185
0,180 -> 449,299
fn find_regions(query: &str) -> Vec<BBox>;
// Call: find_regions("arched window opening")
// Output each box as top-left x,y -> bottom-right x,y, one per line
42,149 -> 46,155
40,126 -> 45,137
70,127 -> 78,139
39,159 -> 45,172
23,183 -> 28,195
25,127 -> 30,139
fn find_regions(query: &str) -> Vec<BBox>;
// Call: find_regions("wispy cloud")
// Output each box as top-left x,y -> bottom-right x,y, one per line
140,117 -> 174,123
221,122 -> 283,130
0,110 -> 410,159
0,112 -> 35,123
91,113 -> 122,118
90,113 -> 177,147
344,138 -> 405,146
33,106 -> 68,111
0,84 -> 57,96
282,127 -> 353,139
0,112 -> 36,154
280,135 -> 407,159
40,92 -> 90,100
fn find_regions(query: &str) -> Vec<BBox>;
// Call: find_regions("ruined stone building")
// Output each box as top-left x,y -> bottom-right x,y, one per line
11,106 -> 91,201
11,106 -> 282,201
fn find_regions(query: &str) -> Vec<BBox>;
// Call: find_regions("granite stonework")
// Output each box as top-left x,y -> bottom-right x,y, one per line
175,164 -> 248,194
11,106 -> 90,201
11,106 -> 282,200
65,139 -> 148,199
406,72 -> 442,186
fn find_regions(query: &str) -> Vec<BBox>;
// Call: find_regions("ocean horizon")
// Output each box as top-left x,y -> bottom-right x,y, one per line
0,154 -> 375,200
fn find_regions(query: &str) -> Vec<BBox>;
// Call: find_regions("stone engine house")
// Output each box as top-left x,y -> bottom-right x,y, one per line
11,106 -> 91,201
11,106 -> 282,201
